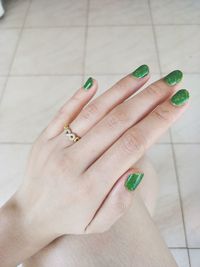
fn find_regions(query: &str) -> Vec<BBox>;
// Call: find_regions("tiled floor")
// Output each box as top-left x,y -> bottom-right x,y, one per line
0,0 -> 199,266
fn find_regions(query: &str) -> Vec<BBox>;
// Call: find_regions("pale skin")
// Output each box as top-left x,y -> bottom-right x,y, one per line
0,68 -> 188,267
23,156 -> 165,267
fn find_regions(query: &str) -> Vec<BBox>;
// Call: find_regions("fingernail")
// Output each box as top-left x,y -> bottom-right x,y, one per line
125,172 -> 144,191
131,65 -> 149,78
164,70 -> 183,86
83,77 -> 93,90
170,89 -> 190,106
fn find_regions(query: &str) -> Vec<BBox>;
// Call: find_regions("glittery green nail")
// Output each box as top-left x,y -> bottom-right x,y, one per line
83,77 -> 93,90
164,70 -> 183,86
171,89 -> 190,106
132,65 -> 149,78
125,173 -> 144,191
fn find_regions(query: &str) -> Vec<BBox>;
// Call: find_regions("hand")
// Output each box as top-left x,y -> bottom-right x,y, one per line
0,65 -> 189,265
16,65 -> 189,234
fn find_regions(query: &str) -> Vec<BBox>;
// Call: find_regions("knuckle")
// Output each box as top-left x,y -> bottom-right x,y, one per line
58,104 -> 66,115
71,91 -> 82,102
56,104 -> 69,121
113,200 -> 130,216
106,107 -> 129,129
154,107 -> 172,123
106,113 -> 119,128
120,131 -> 145,154
59,101 -> 70,115
146,84 -> 163,99
50,108 -> 65,124
81,102 -> 99,121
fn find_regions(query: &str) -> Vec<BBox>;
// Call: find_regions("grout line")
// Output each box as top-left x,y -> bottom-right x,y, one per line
157,142 -> 200,145
171,142 -> 200,145
147,24 -> 200,26
169,247 -> 200,250
0,72 -> 200,77
0,0 -> 33,106
147,0 -> 162,75
170,132 -> 192,267
0,142 -> 33,145
0,75 -> 8,102
82,0 -> 90,83
1,24 -> 200,30
1,72 -> 161,77
148,1 -> 192,265
2,74 -> 84,77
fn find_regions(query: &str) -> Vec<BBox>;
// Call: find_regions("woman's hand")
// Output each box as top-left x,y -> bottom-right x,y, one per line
0,65 -> 189,266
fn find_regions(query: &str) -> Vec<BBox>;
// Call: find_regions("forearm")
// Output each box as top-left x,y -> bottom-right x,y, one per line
0,196 -> 53,267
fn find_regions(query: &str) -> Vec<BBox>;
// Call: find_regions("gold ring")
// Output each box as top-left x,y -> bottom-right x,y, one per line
64,124 -> 81,142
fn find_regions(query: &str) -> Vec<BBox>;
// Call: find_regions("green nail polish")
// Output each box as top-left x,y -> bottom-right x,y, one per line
132,65 -> 149,78
164,70 -> 183,86
125,173 -> 144,191
83,77 -> 93,90
171,89 -> 190,106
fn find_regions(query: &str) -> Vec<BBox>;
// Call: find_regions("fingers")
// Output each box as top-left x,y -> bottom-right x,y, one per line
73,70 -> 182,171
58,65 -> 150,146
84,89 -> 189,202
43,77 -> 98,139
85,168 -> 144,234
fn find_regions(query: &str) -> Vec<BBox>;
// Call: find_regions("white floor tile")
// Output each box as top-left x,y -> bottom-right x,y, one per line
0,144 -> 30,207
25,0 -> 87,27
148,144 -> 186,247
170,249 -> 190,267
0,76 -> 82,142
171,74 -> 200,143
151,0 -> 200,24
89,0 -> 151,25
0,0 -> 30,28
0,29 -> 20,75
11,28 -> 85,75
189,249 -> 200,267
156,26 -> 200,73
174,145 -> 200,247
85,26 -> 159,74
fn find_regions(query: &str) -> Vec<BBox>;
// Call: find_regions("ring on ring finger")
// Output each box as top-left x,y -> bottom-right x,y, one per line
64,124 -> 81,143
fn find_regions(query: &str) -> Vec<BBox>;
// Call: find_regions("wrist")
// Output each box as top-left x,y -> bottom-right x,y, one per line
0,197 -> 26,266
0,194 -> 55,266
